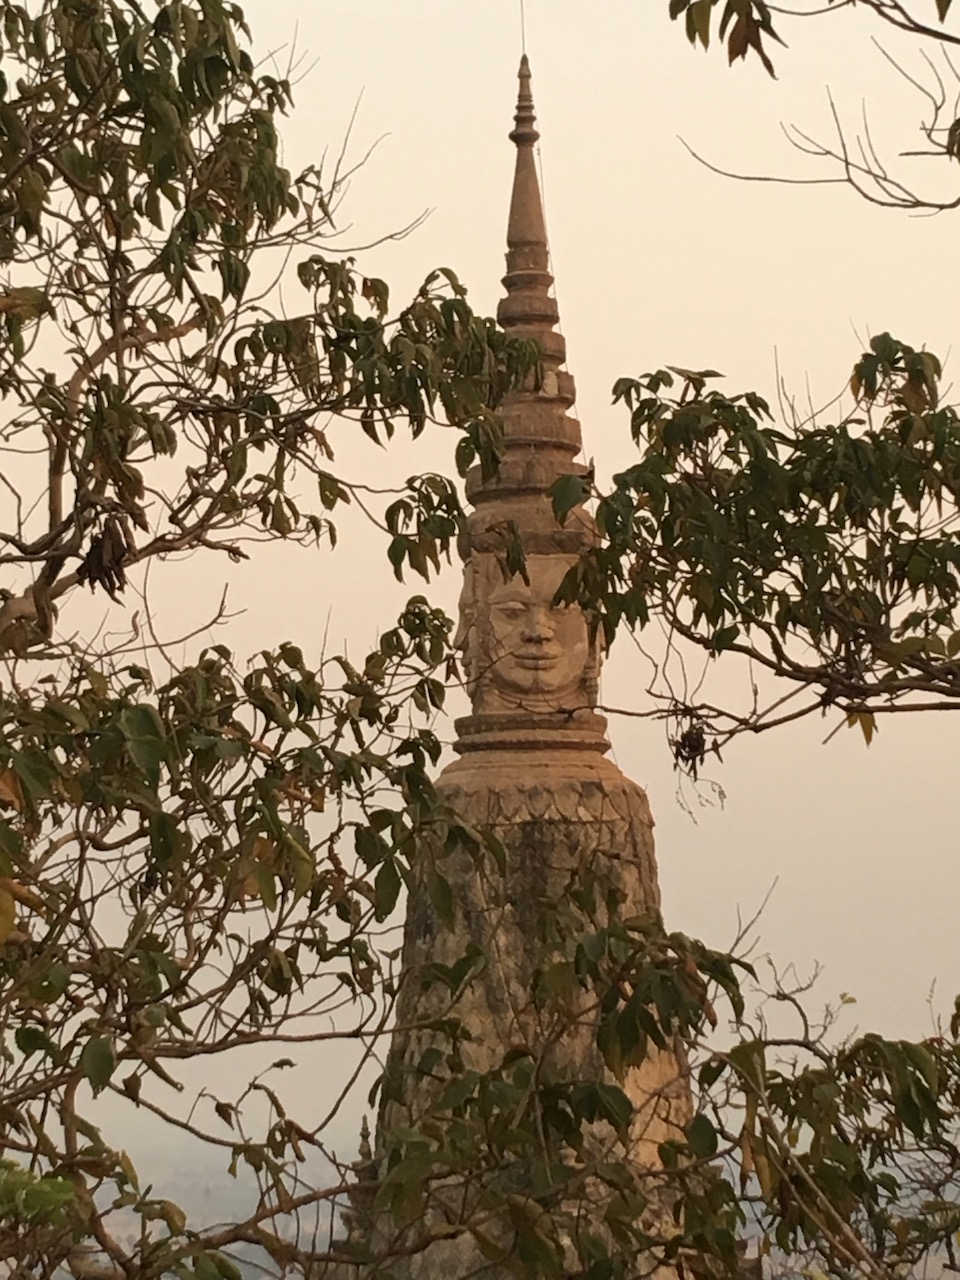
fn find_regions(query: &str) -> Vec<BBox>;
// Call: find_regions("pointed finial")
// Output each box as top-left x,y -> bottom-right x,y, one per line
502,57 -> 552,320
358,1114 -> 372,1162
510,54 -> 539,146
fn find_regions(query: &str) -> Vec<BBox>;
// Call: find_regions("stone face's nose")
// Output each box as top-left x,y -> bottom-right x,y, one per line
521,605 -> 555,644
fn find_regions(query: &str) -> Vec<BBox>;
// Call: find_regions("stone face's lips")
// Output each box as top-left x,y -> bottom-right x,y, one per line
512,651 -> 561,669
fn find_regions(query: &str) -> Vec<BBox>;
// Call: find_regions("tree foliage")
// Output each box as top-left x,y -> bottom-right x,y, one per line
668,0 -> 960,211
0,0 -> 527,652
2,3 -> 960,1280
668,0 -> 960,75
0,0 -> 540,1274
611,2 -> 960,752
359,913 -> 960,1280
551,336 -> 960,759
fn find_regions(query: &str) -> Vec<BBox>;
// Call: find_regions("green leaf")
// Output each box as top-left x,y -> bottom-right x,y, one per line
711,624 -> 740,652
120,704 -> 165,741
282,832 -> 314,900
73,1115 -> 105,1149
438,1070 -> 479,1111
0,1164 -> 76,1224
698,1056 -> 727,1090
547,472 -> 586,524
80,1035 -> 116,1093
30,962 -> 70,1004
11,750 -> 56,805
355,825 -> 385,867
687,0 -> 712,48
256,865 -> 278,912
593,1082 -> 633,1134
728,1039 -> 766,1089
210,1253 -> 243,1280
426,866 -> 454,928
149,811 -> 178,867
120,705 -> 167,788
846,709 -> 877,747
901,1040 -> 939,1094
193,1252 -> 222,1280
16,1025 -> 53,1058
0,821 -> 20,872
374,858 -> 402,921
158,1198 -> 187,1235
685,1112 -> 719,1158
118,1149 -> 140,1192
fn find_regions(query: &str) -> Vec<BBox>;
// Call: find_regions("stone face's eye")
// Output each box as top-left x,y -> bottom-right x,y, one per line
495,602 -> 526,620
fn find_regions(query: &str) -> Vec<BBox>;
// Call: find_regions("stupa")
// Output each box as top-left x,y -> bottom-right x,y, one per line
369,58 -> 691,1278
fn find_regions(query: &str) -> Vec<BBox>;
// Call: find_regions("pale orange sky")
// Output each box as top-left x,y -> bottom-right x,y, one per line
106,0 -> 960,1175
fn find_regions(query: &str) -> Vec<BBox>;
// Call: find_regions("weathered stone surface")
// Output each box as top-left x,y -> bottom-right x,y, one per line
382,751 -> 690,1158
371,752 -> 689,1279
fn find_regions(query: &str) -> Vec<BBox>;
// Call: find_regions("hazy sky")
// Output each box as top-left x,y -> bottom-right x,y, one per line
127,0 -> 960,1180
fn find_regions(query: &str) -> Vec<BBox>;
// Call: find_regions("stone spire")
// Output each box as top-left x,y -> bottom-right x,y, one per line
497,54 -> 573,435
371,60 -> 691,1280
455,57 -> 603,755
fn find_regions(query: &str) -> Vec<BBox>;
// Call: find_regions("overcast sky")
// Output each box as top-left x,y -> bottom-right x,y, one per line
128,0 -> 960,1182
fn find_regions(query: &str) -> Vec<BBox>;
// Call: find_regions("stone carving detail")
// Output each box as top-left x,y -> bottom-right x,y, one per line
455,552 -> 599,716
380,760 -> 690,1140
375,764 -> 691,1278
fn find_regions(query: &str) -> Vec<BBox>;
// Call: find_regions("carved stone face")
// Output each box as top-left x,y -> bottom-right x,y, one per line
453,560 -> 480,690
456,553 -> 596,713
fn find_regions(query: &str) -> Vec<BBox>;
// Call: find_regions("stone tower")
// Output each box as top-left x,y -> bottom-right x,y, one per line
371,58 -> 690,1278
